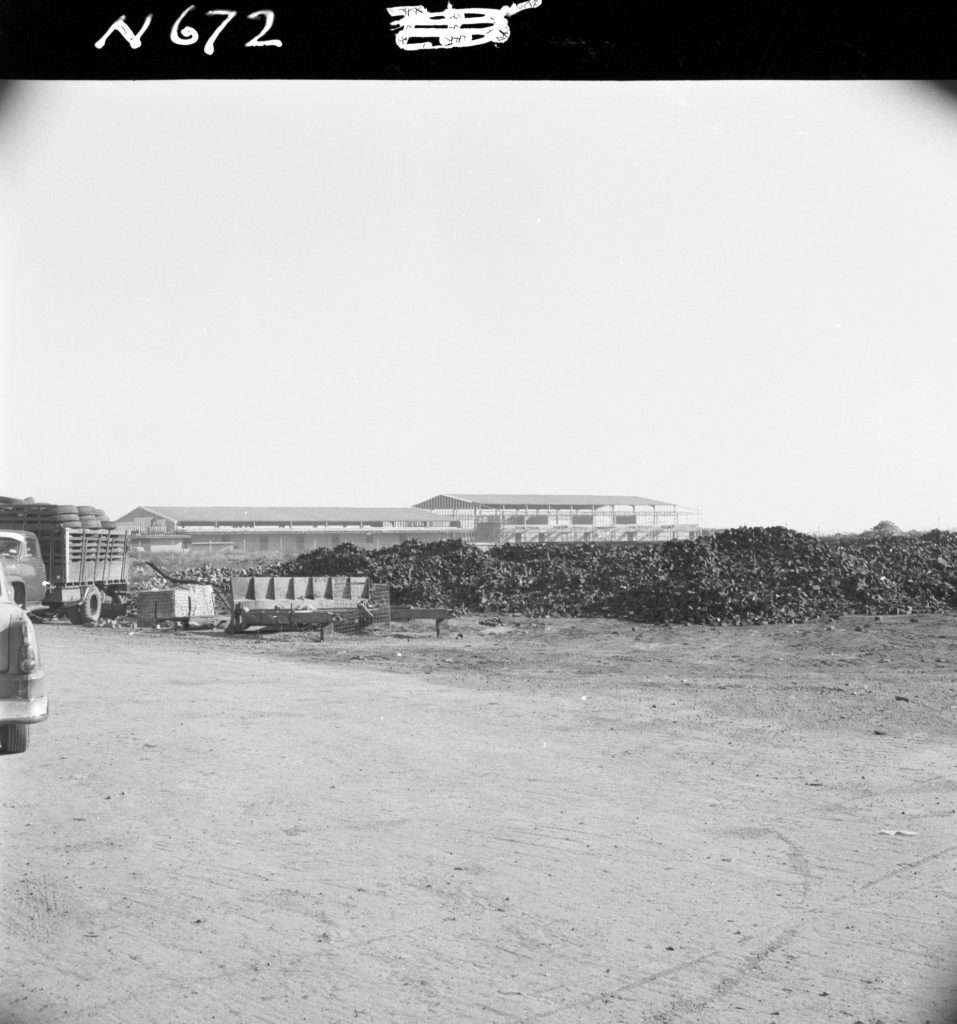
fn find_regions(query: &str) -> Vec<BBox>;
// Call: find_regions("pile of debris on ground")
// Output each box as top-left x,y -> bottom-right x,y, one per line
263,530 -> 957,625
130,529 -> 957,626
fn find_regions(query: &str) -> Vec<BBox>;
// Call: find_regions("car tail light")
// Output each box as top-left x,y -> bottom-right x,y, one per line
18,617 -> 37,674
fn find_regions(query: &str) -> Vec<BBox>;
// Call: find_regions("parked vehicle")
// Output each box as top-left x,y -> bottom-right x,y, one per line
0,559 -> 47,754
0,529 -> 48,610
0,500 -> 130,625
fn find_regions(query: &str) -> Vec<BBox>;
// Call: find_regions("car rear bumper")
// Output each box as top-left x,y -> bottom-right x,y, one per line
0,696 -> 49,724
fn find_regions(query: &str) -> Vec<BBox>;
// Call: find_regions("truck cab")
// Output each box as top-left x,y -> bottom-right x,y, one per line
0,530 -> 48,610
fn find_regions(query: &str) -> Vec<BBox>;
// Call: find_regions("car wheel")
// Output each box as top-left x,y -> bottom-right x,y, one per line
0,724 -> 30,754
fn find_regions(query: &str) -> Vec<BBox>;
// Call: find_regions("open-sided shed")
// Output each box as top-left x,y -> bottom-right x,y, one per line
413,493 -> 700,544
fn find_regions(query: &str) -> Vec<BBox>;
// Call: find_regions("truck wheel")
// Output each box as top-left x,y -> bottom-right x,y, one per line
79,588 -> 102,626
12,583 -> 26,610
0,724 -> 30,754
63,606 -> 83,625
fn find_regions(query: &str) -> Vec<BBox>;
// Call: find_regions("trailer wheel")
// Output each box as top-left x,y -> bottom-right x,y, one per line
0,724 -> 30,754
79,588 -> 102,626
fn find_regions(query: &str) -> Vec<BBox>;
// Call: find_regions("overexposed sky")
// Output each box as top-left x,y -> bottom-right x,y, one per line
2,80 -> 955,532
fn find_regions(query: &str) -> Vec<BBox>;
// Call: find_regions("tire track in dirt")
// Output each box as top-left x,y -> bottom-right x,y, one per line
637,826 -> 814,1022
728,825 -> 814,902
859,841 -> 957,893
492,825 -> 816,1023
1,872 -> 78,944
503,950 -> 728,1023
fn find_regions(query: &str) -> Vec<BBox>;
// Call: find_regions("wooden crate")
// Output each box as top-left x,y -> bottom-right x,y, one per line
136,586 -> 216,626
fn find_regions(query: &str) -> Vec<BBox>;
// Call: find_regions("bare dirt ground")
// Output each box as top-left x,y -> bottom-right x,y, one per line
3,613 -> 957,1024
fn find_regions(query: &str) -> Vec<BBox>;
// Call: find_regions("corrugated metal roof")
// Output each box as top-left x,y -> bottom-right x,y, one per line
120,506 -> 177,522
118,505 -> 451,525
419,493 -> 672,508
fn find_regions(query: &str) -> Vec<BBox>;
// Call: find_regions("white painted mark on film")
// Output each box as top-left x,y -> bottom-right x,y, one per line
387,1 -> 541,50
94,7 -> 281,53
94,14 -> 154,50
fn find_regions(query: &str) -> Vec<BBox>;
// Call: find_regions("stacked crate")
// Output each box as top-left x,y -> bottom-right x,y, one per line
136,585 -> 216,627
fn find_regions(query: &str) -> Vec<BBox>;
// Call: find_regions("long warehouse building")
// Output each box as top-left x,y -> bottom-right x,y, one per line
117,493 -> 700,553
116,505 -> 462,555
